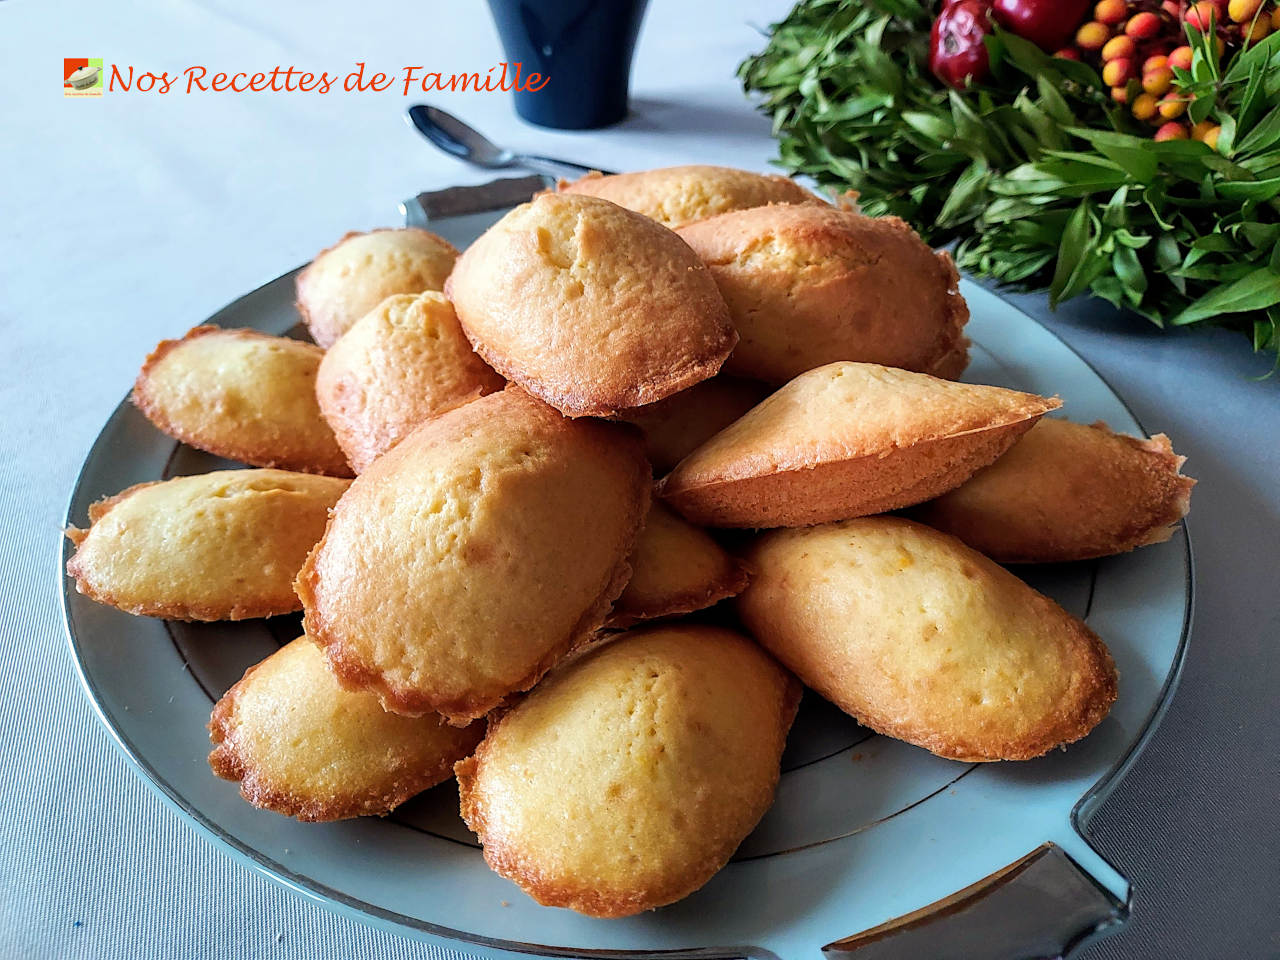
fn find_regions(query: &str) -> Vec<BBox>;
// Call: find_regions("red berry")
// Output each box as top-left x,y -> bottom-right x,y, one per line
1054,47 -> 1082,59
1155,121 -> 1189,140
1169,45 -> 1194,69
1126,11 -> 1163,37
1185,1 -> 1218,29
1162,0 -> 1183,14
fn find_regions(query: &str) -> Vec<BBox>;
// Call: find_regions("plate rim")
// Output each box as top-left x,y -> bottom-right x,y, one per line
59,266 -> 1195,959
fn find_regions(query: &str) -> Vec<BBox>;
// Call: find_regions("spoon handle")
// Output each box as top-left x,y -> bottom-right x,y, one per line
512,154 -> 612,183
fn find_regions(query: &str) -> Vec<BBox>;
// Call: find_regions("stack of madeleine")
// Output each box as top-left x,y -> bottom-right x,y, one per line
65,165 -> 1193,919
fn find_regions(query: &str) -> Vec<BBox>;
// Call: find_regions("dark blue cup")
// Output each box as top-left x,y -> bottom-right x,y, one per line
486,0 -> 650,130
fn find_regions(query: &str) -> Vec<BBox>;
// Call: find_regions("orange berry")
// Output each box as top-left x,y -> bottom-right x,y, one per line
1112,85 -> 1130,104
1203,125 -> 1221,149
1103,34 -> 1137,59
1077,21 -> 1112,49
1155,121 -> 1190,141
1054,47 -> 1082,59
1185,0 -> 1218,28
1228,0 -> 1263,20
1191,119 -> 1216,140
1143,66 -> 1175,93
1126,11 -> 1164,36
1132,92 -> 1160,120
1272,6 -> 1280,28
1102,58 -> 1135,85
1143,54 -> 1170,72
1169,45 -> 1194,69
1096,0 -> 1129,23
1158,93 -> 1189,118
1242,16 -> 1272,38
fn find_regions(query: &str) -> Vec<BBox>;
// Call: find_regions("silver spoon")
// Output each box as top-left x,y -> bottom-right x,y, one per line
406,105 -> 611,182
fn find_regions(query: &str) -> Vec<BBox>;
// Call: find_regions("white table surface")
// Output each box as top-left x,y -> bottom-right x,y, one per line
3,2 -> 1278,957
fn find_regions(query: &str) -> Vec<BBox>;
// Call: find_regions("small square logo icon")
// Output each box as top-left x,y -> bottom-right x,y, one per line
65,58 -> 104,97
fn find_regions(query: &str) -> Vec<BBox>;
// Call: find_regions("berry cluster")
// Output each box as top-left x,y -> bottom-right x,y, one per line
1060,0 -> 1277,143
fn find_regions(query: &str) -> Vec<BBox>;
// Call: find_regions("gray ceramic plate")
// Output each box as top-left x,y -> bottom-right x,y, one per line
62,233 -> 1192,959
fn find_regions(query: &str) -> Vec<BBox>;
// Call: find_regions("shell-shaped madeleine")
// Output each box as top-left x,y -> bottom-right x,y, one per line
738,517 -> 1117,761
209,637 -> 482,821
65,469 -> 349,621
914,418 -> 1194,562
659,362 -> 1060,528
316,292 -> 506,472
556,165 -> 821,229
677,206 -> 970,384
456,624 -> 800,917
619,376 -> 768,474
296,388 -> 650,723
296,228 -> 458,348
607,502 -> 749,629
133,326 -> 351,477
444,193 -> 737,418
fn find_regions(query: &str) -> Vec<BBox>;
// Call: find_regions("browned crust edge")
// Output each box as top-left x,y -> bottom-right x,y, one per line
789,597 -> 1119,763
207,658 -> 481,821
63,482 -> 305,622
455,646 -> 802,916
455,311 -> 738,420
605,556 -> 752,630
659,412 -> 1053,528
131,325 -> 353,478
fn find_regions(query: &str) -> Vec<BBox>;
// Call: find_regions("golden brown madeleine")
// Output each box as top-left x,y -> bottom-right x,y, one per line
65,470 -> 349,621
296,388 -> 650,723
296,228 -> 458,348
315,292 -> 506,472
456,624 -> 800,917
659,362 -> 1060,528
209,637 -> 482,821
738,517 -> 1117,762
607,502 -> 750,629
619,376 -> 769,474
133,326 -> 352,477
677,206 -> 970,384
556,166 -> 821,229
444,193 -> 737,418
914,418 -> 1194,563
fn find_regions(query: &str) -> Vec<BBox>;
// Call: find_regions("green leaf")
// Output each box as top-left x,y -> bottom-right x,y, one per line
1113,244 -> 1147,304
1171,268 -> 1280,325
1237,105 -> 1280,155
1217,177 -> 1280,202
1050,201 -> 1090,306
1224,29 -> 1280,83
935,160 -> 990,228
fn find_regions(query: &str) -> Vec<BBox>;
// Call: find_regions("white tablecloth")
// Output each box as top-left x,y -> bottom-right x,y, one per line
3,2 -> 1277,957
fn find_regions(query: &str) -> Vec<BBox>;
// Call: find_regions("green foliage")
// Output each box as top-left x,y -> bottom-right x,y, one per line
739,0 -> 1280,360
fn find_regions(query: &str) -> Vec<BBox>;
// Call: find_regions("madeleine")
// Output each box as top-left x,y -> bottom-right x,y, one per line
65,469 -> 349,620
619,376 -> 768,474
133,326 -> 351,477
659,362 -> 1060,528
456,624 -> 800,917
738,517 -> 1117,761
445,193 -> 737,418
914,418 -> 1194,562
296,228 -> 458,348
677,205 -> 970,384
557,165 -> 821,229
209,637 -> 482,821
316,291 -> 505,472
607,502 -> 749,629
296,388 -> 650,723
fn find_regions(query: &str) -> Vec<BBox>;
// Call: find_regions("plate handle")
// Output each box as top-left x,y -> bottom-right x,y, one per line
822,842 -> 1126,959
